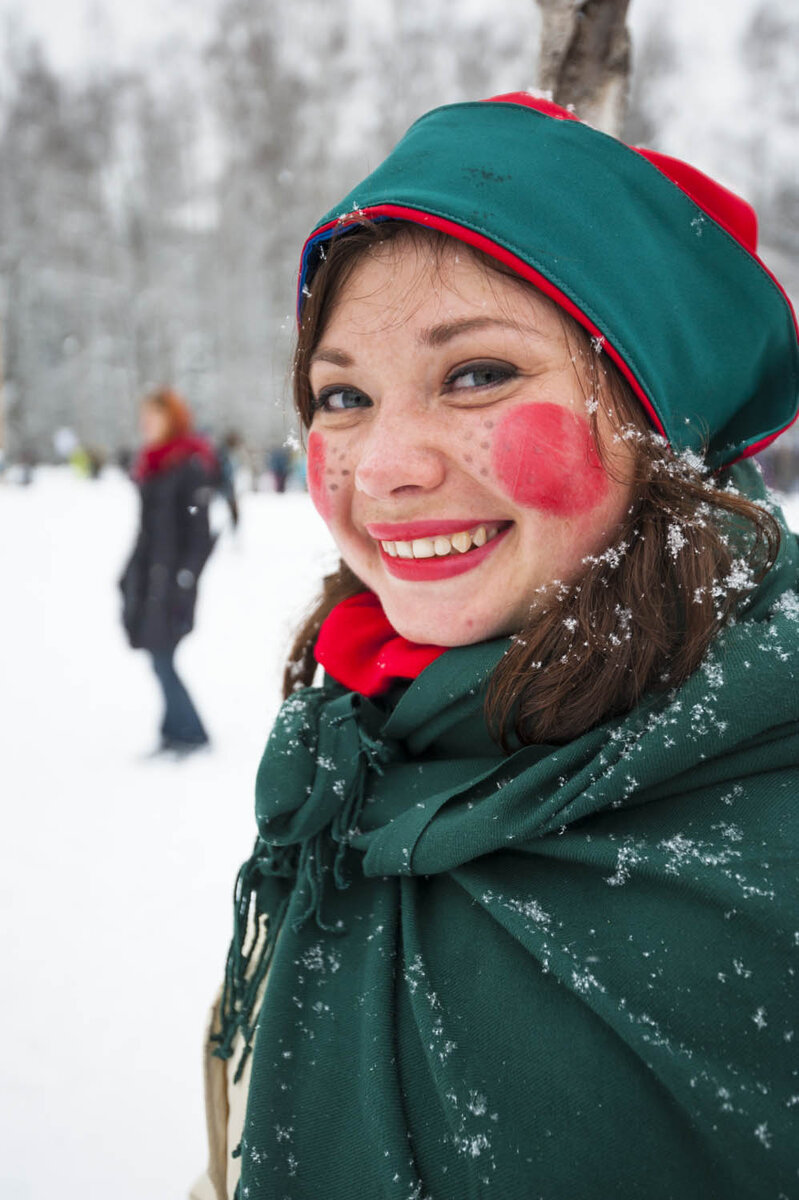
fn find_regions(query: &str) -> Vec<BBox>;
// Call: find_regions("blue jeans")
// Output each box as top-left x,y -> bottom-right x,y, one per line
150,650 -> 209,747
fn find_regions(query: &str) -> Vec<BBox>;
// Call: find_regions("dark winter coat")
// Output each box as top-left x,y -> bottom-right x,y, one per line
120,435 -> 217,653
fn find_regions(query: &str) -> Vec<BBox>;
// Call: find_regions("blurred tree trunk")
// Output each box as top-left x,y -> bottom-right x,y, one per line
536,0 -> 631,136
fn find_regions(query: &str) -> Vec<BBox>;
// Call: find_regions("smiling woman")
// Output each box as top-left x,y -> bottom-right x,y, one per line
300,231 -> 636,647
195,94 -> 799,1200
289,220 -> 780,744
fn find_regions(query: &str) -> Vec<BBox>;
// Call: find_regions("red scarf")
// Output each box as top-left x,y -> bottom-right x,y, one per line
133,434 -> 217,482
314,591 -> 445,697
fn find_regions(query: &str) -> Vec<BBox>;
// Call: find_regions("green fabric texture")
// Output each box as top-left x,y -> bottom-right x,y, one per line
217,464 -> 799,1199
302,100 -> 799,467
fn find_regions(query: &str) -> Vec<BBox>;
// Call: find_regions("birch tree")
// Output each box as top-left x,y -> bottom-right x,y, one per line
536,0 -> 631,135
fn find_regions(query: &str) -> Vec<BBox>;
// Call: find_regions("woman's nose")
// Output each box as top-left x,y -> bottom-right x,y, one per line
354,406 -> 446,500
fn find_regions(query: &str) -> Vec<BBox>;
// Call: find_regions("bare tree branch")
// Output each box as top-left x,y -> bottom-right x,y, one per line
536,0 -> 631,136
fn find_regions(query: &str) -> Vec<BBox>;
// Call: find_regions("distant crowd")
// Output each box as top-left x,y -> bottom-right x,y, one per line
0,423 -> 308,495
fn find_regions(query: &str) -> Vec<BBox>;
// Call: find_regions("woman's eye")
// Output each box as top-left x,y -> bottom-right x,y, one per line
312,387 -> 371,413
445,362 -> 517,392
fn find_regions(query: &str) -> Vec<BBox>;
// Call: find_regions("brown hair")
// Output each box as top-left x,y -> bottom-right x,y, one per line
285,223 -> 780,747
142,386 -> 193,441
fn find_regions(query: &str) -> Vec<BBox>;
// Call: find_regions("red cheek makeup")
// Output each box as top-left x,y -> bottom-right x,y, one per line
307,431 -> 331,520
491,402 -> 608,516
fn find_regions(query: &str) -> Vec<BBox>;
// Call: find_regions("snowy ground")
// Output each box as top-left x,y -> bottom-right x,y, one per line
1,468 -> 798,1200
0,468 -> 338,1200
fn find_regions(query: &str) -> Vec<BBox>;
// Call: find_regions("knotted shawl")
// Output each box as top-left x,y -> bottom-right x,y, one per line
215,465 -> 799,1200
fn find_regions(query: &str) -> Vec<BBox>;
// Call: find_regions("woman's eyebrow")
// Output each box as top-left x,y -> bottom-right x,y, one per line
419,316 -> 541,346
309,347 -> 354,367
310,317 -> 540,367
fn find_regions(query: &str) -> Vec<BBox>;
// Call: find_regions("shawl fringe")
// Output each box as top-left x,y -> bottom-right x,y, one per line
211,710 -> 389,1081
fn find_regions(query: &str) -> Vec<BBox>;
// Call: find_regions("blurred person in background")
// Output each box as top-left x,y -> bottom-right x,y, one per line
267,442 -> 291,492
214,430 -> 241,528
119,386 -> 217,758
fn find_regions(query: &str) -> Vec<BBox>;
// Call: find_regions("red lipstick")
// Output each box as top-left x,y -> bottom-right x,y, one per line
366,519 -> 504,540
378,524 -> 512,581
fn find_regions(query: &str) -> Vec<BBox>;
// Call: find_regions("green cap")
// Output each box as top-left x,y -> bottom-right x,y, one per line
299,94 -> 799,468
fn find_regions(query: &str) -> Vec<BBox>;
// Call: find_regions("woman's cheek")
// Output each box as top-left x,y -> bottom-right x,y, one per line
307,431 -> 353,522
491,402 -> 608,516
307,431 -> 332,520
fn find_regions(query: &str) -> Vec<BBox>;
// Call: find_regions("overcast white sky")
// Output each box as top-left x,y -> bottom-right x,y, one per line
0,0 -> 217,75
1,0 -> 753,78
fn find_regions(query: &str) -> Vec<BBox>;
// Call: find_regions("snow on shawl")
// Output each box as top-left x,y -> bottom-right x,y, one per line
216,463 -> 799,1200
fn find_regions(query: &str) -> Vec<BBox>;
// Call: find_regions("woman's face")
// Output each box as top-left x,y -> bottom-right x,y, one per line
140,402 -> 170,446
307,238 -> 634,646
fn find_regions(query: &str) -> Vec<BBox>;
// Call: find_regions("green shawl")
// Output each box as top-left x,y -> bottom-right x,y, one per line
216,465 -> 799,1199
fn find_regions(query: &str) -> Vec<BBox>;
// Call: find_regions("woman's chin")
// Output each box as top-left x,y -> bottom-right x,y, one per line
380,598 -> 512,648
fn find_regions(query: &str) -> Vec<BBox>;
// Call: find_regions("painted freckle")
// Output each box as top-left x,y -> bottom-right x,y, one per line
491,401 -> 608,516
465,453 -> 473,463
480,441 -> 490,449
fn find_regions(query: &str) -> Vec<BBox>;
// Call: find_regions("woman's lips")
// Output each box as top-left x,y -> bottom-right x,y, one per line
366,519 -> 500,540
378,523 -> 512,581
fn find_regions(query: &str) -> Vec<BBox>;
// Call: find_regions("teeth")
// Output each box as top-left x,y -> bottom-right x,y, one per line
380,523 -> 505,560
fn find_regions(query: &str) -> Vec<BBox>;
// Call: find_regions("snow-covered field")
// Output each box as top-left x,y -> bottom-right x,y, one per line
1,468 -> 797,1200
0,468 -> 337,1200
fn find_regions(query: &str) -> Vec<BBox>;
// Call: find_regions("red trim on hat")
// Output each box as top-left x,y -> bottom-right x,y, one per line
478,101 -> 799,461
630,145 -> 799,460
483,92 -> 581,122
737,424 -> 794,461
716,292 -> 798,460
302,205 -> 668,441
